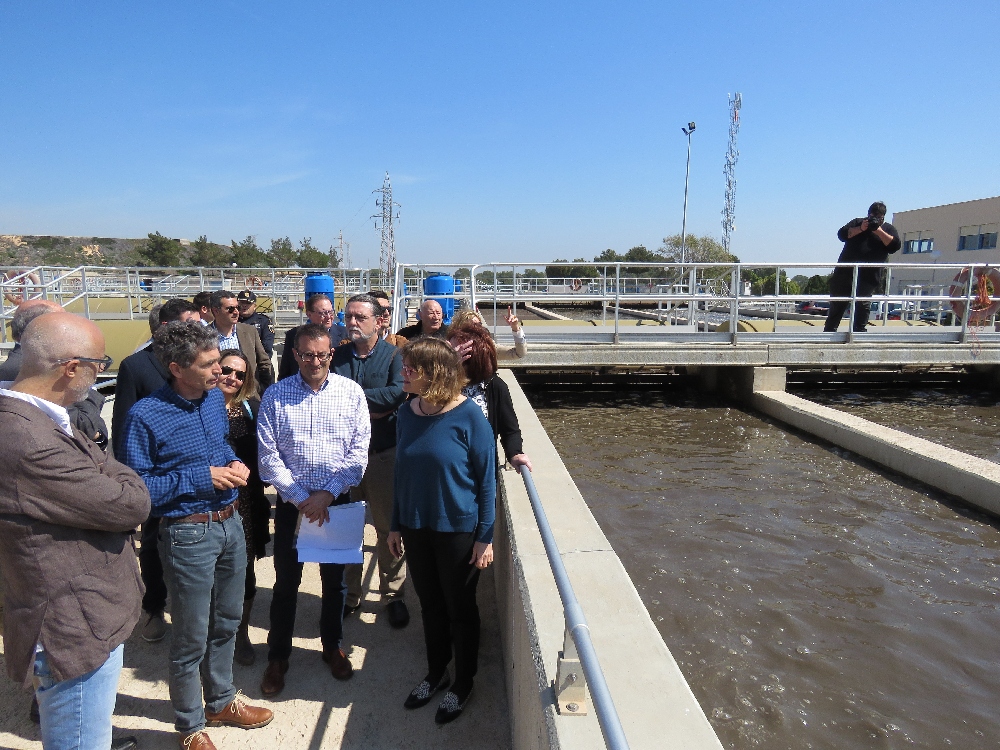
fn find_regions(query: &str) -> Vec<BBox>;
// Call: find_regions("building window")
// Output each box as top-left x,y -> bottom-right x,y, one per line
903,231 -> 934,254
958,224 -> 999,251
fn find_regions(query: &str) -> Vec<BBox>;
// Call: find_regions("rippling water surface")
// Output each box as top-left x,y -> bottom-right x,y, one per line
524,386 -> 1000,749
797,386 -> 1000,462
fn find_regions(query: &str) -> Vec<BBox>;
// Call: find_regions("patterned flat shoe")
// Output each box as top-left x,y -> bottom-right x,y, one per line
435,683 -> 473,724
404,671 -> 450,709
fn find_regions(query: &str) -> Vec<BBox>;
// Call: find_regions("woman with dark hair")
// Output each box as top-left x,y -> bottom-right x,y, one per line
387,337 -> 496,724
217,348 -> 271,666
446,323 -> 532,473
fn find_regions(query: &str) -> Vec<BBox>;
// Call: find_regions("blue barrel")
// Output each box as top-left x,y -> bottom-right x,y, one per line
304,272 -> 335,304
423,273 -> 455,323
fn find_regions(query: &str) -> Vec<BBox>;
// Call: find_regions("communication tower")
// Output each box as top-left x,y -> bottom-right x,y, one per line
334,230 -> 351,269
372,173 -> 400,282
721,92 -> 742,255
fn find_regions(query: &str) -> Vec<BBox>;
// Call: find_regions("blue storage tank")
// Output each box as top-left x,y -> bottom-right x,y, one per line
304,272 -> 335,304
423,274 -> 456,323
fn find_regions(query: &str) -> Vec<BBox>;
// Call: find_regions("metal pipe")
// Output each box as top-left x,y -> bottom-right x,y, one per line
518,466 -> 630,750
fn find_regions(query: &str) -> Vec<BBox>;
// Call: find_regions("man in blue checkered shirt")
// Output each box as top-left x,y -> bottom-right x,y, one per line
257,323 -> 371,696
122,321 -> 273,748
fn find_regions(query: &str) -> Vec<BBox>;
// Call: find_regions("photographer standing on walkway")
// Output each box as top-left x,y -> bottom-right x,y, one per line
824,201 -> 902,333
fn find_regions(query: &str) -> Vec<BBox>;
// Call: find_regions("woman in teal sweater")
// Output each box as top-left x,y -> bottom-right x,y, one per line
388,337 -> 496,724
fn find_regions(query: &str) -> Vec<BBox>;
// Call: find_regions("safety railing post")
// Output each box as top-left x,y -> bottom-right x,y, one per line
960,265 -> 974,343
81,267 -> 90,318
555,624 -> 589,715
772,266 -> 779,328
518,466 -> 630,749
847,264 -> 859,344
730,265 -> 740,345
614,264 -> 620,344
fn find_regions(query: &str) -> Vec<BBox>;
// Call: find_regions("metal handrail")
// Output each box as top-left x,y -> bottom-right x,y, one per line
517,465 -> 630,750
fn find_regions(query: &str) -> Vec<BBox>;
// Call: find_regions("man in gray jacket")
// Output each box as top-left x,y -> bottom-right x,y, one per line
0,313 -> 150,750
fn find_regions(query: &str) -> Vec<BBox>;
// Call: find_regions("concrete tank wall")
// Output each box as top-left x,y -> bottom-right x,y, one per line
493,370 -> 724,750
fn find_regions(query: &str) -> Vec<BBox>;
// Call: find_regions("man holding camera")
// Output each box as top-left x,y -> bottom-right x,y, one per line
824,201 -> 902,333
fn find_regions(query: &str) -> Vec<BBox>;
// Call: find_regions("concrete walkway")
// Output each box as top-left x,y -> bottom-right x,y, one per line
0,503 -> 510,749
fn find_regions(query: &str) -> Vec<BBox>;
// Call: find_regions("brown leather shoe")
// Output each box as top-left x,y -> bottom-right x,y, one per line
322,648 -> 354,680
179,730 -> 217,749
260,659 -> 289,696
205,690 -> 273,729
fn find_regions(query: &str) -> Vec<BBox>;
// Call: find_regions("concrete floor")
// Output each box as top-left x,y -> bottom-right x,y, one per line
0,515 -> 511,749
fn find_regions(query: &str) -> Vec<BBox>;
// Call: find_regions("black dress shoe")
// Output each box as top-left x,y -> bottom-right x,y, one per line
435,683 -> 474,724
343,602 -> 359,617
111,736 -> 139,750
386,599 -> 410,629
404,671 -> 450,709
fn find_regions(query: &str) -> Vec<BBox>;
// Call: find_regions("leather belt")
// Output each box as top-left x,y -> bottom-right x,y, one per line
166,501 -> 238,525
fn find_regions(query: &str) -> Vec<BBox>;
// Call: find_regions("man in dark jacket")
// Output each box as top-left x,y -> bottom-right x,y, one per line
0,312 -> 150,750
112,297 -> 200,644
395,298 -> 445,340
824,201 -> 902,333
237,290 -> 275,357
277,293 -> 347,380
332,294 -> 410,627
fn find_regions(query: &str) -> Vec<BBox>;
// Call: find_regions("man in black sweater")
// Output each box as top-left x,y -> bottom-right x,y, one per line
331,294 -> 409,628
824,201 -> 902,333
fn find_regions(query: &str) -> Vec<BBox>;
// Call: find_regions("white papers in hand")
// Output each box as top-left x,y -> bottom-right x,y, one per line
295,501 -> 366,564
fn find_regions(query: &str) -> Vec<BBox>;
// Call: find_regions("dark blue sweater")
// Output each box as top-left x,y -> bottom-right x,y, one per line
392,398 -> 497,543
331,338 -> 405,453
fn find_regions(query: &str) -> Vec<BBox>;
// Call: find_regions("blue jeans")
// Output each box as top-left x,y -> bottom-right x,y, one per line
33,643 -> 123,750
160,511 -> 247,734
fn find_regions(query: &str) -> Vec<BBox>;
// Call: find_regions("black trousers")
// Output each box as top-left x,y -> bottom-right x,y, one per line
401,526 -> 481,687
824,268 -> 879,332
140,515 -> 168,614
267,498 -> 347,661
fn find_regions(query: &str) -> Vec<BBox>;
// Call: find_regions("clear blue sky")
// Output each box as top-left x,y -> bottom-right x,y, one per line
2,1 -> 997,268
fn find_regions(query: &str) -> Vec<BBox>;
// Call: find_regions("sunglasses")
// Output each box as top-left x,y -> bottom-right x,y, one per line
220,366 -> 246,381
222,305 -> 239,313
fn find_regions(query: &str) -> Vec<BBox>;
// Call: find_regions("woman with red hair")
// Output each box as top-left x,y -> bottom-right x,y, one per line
446,323 -> 532,473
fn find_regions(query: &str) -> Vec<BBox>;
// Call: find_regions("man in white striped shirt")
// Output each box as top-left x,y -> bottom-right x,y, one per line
257,323 -> 371,696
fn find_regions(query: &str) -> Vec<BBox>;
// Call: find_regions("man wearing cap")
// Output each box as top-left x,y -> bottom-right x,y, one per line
237,291 -> 275,358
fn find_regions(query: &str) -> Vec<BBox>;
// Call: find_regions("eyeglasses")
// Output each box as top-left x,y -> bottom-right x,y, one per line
56,355 -> 114,373
220,366 -> 247,381
295,350 -> 332,363
313,310 -> 336,318
222,305 -> 239,313
401,365 -> 419,377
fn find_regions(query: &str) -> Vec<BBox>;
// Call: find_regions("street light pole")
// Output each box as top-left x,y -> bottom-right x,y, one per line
680,122 -> 696,265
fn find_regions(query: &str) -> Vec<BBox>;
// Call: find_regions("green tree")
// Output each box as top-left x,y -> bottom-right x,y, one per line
658,234 -> 738,265
267,236 -> 297,268
297,237 -> 329,268
231,236 -> 267,268
742,268 -> 799,295
134,232 -> 183,267
545,258 -> 599,279
802,274 -> 831,295
188,235 -> 232,267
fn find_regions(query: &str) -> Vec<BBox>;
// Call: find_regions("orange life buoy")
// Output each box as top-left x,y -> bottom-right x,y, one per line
571,278 -> 583,292
3,271 -> 41,305
950,267 -> 1000,322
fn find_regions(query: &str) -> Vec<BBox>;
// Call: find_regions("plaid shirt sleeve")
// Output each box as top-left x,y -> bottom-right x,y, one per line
321,384 -> 371,499
121,409 -> 216,509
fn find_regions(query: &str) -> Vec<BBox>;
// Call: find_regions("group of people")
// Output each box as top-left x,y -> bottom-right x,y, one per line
0,288 -> 530,750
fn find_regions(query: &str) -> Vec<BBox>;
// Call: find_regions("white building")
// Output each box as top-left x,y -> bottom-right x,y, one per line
890,196 -> 1000,294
